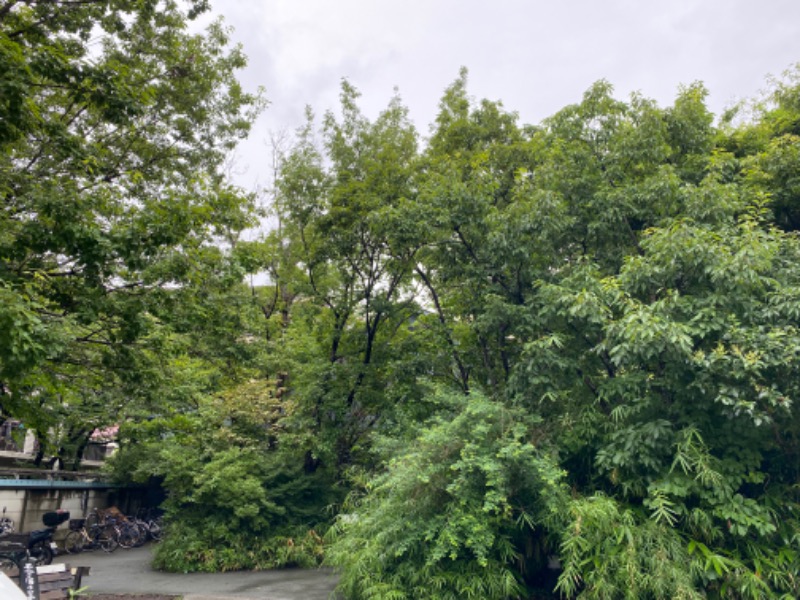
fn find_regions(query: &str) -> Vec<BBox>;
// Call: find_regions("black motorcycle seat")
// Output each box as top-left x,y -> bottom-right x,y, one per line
28,528 -> 52,543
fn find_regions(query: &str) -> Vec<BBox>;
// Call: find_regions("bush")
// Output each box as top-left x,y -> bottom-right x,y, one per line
114,382 -> 341,573
154,521 -> 325,572
325,389 -> 567,600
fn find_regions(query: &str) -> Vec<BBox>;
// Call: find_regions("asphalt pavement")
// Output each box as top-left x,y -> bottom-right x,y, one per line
56,543 -> 340,600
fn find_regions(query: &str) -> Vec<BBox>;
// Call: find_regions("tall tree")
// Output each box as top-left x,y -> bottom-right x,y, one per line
266,83 -> 423,467
327,72 -> 800,599
0,0 -> 263,465
416,69 -> 539,393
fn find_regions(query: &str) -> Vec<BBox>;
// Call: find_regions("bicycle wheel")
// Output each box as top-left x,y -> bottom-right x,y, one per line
148,519 -> 163,541
63,530 -> 84,554
133,520 -> 148,546
97,526 -> 118,553
116,525 -> 136,549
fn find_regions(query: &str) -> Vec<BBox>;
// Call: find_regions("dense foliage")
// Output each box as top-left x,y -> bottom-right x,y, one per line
263,69 -> 800,598
326,389 -> 567,599
0,0 -> 262,464
120,381 -> 337,571
3,3 -> 799,597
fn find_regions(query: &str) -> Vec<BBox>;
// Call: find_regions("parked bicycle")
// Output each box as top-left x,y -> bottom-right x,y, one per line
106,515 -> 142,549
62,518 -> 118,554
0,539 -> 54,588
85,508 -> 134,549
84,506 -> 164,549
83,507 -> 104,530
0,537 -> 27,583
136,508 -> 163,542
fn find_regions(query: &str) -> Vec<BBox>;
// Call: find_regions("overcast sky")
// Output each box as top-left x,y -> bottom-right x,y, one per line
202,0 -> 800,191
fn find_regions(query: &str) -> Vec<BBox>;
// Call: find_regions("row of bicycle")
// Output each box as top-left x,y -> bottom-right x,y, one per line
61,508 -> 163,554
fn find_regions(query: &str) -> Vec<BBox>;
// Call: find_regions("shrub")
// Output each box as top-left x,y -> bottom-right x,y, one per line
325,389 -> 567,599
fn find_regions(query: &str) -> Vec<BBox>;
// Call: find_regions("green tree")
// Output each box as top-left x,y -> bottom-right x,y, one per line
325,71 -> 800,598
0,0 -> 263,466
115,380 -> 338,572
415,68 -> 539,394
265,83 -> 424,468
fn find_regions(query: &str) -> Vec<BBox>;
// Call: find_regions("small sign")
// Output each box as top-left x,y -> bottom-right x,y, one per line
19,559 -> 39,600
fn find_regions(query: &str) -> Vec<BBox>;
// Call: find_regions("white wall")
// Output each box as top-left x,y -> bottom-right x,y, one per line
0,488 -> 113,539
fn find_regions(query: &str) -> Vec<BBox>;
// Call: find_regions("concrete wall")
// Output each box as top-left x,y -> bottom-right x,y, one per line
0,488 -> 114,540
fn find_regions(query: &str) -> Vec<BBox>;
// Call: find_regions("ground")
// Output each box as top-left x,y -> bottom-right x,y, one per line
88,595 -> 179,600
71,543 -> 338,599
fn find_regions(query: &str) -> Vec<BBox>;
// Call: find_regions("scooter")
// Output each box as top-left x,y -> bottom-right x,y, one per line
26,510 -> 69,566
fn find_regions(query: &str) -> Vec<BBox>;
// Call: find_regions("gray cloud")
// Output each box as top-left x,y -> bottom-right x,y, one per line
207,0 -> 800,190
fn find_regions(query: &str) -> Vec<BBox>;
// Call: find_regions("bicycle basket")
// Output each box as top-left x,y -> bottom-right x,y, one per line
68,518 -> 85,531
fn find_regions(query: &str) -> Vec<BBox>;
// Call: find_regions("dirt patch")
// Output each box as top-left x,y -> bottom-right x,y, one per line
88,595 -> 180,600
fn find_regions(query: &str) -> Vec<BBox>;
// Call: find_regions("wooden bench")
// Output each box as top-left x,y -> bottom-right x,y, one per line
36,564 -> 90,600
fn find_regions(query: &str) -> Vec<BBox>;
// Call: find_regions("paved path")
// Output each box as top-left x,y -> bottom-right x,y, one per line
59,543 -> 339,600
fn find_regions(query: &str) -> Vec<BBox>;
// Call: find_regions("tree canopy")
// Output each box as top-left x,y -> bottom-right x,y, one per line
3,4 -> 800,597
0,0 -> 263,465
264,69 -> 800,599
